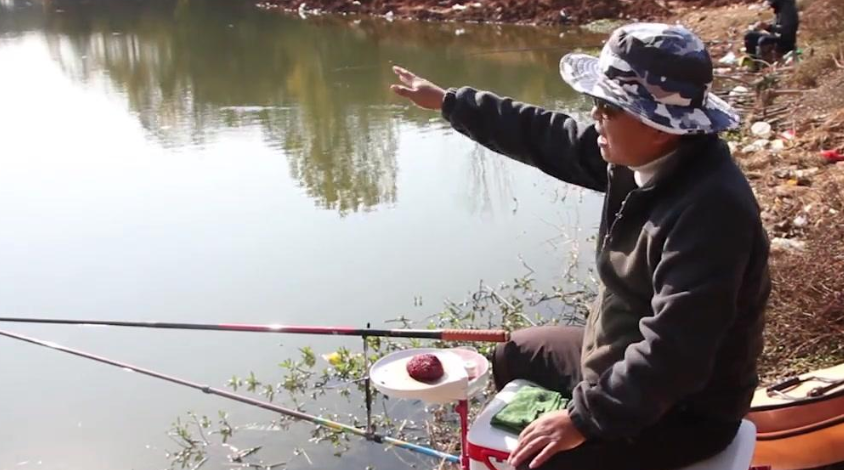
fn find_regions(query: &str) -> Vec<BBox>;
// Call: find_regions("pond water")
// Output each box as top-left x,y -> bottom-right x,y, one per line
0,1 -> 603,469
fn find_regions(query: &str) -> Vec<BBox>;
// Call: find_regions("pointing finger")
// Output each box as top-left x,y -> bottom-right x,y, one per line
392,65 -> 412,76
392,65 -> 416,85
390,84 -> 412,97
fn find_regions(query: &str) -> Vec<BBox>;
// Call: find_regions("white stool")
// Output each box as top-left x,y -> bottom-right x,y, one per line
468,380 -> 757,470
677,419 -> 756,470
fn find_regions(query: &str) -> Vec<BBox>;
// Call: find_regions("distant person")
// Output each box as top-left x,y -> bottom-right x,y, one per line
744,0 -> 799,63
390,22 -> 770,470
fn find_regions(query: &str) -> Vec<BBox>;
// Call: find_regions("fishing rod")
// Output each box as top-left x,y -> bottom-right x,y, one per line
0,327 -> 460,465
0,317 -> 509,342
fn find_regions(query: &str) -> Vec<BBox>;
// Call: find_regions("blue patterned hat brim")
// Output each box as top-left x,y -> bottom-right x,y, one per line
560,53 -> 740,135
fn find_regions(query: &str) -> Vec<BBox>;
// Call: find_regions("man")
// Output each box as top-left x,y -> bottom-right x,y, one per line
744,0 -> 799,63
391,23 -> 770,470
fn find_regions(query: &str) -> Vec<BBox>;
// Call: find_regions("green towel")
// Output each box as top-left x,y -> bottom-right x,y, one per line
490,385 -> 569,435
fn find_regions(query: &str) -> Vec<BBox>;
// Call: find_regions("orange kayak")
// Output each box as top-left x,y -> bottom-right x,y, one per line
748,362 -> 844,470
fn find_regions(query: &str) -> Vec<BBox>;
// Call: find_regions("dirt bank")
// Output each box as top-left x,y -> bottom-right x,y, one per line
258,0 -> 674,25
259,0 -> 778,24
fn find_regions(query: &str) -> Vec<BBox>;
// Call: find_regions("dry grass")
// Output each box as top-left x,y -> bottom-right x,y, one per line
792,52 -> 835,88
790,0 -> 844,87
800,0 -> 844,37
745,137 -> 844,383
759,177 -> 844,382
797,109 -> 844,152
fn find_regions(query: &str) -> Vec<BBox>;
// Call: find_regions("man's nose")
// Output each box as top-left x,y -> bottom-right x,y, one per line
590,106 -> 602,121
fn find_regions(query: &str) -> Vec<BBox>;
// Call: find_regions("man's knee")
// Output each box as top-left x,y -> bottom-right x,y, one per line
492,336 -> 515,390
491,327 -> 544,389
491,326 -> 584,391
492,328 -> 536,389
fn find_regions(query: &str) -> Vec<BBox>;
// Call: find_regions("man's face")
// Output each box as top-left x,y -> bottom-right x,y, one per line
590,98 -> 678,167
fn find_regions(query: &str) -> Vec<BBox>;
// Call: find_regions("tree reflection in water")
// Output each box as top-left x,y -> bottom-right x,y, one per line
28,0 -> 594,214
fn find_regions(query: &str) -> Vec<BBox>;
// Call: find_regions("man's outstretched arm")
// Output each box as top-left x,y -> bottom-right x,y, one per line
391,66 -> 608,192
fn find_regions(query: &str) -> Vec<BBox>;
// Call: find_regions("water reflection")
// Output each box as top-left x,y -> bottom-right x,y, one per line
7,0 -> 598,214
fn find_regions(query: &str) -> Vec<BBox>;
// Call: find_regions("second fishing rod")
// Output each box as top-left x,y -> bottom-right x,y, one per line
0,316 -> 510,342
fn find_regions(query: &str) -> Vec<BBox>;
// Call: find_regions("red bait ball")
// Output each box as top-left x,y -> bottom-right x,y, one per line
406,354 -> 445,383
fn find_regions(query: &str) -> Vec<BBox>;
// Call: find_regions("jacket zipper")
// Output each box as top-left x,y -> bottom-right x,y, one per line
601,191 -> 635,252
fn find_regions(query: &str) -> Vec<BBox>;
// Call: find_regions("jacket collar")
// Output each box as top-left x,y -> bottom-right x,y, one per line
612,135 -> 724,194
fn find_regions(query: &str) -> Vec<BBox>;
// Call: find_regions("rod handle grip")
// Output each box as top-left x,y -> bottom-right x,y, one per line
441,329 -> 510,343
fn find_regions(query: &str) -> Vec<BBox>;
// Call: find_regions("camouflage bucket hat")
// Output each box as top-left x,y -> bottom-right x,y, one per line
560,23 -> 739,135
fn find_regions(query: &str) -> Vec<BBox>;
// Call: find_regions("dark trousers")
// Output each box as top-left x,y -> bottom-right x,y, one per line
491,326 -> 740,470
744,30 -> 795,58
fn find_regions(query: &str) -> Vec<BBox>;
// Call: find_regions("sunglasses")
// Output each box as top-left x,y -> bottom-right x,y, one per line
591,96 -> 623,117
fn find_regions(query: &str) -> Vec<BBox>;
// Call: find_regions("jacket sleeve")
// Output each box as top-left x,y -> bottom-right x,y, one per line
568,191 -> 756,439
441,86 -> 608,192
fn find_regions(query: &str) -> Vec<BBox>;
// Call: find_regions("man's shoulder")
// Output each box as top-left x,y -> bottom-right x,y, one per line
663,138 -> 761,223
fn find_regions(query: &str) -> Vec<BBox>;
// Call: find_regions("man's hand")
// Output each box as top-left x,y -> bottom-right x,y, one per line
390,66 -> 446,111
508,409 -> 586,469
751,20 -> 770,31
